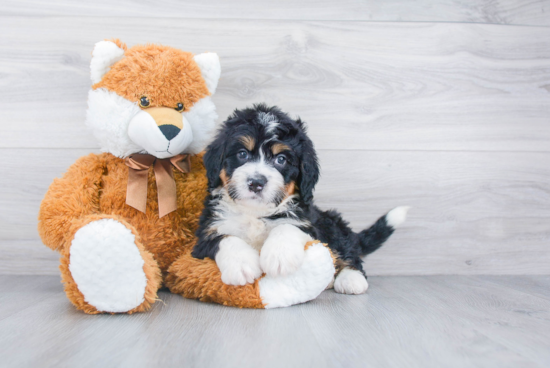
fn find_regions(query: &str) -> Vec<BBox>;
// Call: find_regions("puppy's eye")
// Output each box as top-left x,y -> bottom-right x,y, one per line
237,149 -> 249,161
175,102 -> 184,112
139,96 -> 150,108
275,154 -> 286,166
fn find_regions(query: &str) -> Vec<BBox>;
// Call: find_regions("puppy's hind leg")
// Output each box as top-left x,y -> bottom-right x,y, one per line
334,267 -> 369,295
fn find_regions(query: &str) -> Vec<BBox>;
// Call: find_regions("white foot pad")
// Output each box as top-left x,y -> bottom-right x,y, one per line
69,219 -> 147,313
334,268 -> 369,295
259,243 -> 335,309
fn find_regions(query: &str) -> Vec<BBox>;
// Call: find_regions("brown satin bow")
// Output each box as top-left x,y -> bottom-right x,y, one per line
125,153 -> 191,218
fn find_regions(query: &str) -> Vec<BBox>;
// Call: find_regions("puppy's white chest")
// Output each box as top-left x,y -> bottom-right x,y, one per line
216,214 -> 271,250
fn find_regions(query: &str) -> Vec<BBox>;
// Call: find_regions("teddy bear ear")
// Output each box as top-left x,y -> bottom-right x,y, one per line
90,40 -> 126,84
193,52 -> 221,94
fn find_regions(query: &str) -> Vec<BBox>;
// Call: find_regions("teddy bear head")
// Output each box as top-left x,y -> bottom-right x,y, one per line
86,39 -> 221,159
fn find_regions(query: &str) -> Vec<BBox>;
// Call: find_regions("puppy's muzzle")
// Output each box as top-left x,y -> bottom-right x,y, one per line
247,175 -> 267,194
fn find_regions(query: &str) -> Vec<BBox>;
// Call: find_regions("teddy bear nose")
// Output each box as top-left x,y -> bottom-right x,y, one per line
158,125 -> 181,141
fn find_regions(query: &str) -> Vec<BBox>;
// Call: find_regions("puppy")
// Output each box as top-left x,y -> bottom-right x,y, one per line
192,104 -> 408,294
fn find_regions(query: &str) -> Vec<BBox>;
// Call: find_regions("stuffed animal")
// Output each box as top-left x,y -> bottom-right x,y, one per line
37,40 -> 335,314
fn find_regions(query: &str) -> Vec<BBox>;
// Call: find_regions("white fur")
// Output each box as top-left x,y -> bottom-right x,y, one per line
209,192 -> 308,250
86,88 -> 217,158
260,224 -> 312,277
183,96 -> 218,154
193,53 -> 221,94
69,219 -> 148,312
229,160 -> 285,206
386,206 -> 410,228
334,267 -> 369,295
257,112 -> 279,134
215,236 -> 262,286
90,41 -> 125,84
127,110 -> 194,159
259,242 -> 335,308
86,88 -> 143,158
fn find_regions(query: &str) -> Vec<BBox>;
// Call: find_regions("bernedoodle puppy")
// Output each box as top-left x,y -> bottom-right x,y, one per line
192,104 -> 408,294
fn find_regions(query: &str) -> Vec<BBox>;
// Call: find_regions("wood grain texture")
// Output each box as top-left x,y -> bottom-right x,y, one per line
2,148 -> 549,275
1,17 -> 549,151
1,275 -> 549,368
1,0 -> 549,26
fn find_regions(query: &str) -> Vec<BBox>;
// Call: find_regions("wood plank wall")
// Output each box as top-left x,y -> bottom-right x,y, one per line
1,1 -> 549,275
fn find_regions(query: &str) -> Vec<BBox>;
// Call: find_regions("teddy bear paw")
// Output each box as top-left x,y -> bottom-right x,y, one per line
259,242 -> 335,308
68,219 -> 151,313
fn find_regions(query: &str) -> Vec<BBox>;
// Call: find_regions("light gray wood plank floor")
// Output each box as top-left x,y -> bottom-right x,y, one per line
1,275 -> 549,368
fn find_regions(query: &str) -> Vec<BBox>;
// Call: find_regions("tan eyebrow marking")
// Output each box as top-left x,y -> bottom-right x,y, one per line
238,136 -> 255,151
271,143 -> 291,155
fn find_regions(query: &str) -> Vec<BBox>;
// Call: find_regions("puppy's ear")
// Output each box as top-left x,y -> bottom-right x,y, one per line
297,125 -> 320,203
203,135 -> 226,191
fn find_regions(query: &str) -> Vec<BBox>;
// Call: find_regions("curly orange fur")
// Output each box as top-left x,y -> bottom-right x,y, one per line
92,44 -> 210,111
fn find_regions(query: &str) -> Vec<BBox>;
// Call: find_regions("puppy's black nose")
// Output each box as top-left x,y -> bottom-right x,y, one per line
158,124 -> 181,141
247,175 -> 267,194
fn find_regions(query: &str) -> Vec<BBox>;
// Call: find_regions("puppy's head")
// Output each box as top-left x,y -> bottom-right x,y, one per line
204,104 -> 319,207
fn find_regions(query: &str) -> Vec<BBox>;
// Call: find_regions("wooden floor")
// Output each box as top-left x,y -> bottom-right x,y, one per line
1,275 -> 549,368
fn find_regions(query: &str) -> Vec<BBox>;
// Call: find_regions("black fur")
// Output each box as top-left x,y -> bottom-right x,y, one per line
193,104 -> 399,279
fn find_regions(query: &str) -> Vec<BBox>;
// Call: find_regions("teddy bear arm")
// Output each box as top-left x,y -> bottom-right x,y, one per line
38,154 -> 106,252
165,241 -> 336,309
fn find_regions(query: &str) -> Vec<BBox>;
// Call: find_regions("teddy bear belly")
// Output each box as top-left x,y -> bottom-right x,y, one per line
95,154 -> 208,276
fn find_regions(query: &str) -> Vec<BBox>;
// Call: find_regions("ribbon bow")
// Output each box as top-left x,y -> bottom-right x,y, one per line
125,153 -> 191,218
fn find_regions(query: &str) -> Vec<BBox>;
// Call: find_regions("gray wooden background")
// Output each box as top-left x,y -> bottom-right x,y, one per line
1,1 -> 549,276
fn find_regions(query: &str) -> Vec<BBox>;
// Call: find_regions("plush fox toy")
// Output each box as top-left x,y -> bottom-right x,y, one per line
37,40 -> 335,314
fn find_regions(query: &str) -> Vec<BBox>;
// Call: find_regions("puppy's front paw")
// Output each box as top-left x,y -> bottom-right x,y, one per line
334,268 -> 369,295
216,237 -> 262,286
260,224 -> 311,277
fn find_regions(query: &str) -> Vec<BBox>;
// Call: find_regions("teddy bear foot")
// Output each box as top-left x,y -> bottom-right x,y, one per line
258,241 -> 335,309
60,218 -> 161,314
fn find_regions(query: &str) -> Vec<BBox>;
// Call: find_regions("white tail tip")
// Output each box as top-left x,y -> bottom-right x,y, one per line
385,206 -> 410,228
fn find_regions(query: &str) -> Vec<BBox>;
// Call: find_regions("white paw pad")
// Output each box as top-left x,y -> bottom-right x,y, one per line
69,219 -> 147,313
216,237 -> 262,286
334,268 -> 369,295
260,224 -> 311,277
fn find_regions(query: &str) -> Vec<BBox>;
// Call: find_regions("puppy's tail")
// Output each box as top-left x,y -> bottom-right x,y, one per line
358,206 -> 410,256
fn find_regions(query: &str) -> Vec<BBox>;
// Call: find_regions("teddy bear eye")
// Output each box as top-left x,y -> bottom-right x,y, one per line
139,96 -> 150,108
175,103 -> 184,112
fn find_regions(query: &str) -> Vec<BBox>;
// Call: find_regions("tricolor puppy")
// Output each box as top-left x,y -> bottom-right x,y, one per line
192,105 -> 408,294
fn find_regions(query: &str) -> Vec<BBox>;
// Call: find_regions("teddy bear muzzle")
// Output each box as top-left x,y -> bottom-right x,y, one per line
127,106 -> 194,159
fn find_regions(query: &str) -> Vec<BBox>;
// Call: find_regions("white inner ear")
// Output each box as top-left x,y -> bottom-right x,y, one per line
193,53 -> 221,94
90,41 -> 125,84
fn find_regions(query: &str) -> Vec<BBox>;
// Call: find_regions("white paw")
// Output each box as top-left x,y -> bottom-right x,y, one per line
260,224 -> 312,277
69,219 -> 147,313
216,236 -> 262,286
334,268 -> 369,295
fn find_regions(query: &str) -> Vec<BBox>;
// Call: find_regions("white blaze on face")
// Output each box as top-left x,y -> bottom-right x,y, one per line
229,158 -> 285,207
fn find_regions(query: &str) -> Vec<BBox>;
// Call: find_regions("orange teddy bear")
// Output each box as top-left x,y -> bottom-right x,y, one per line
38,40 -> 335,314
